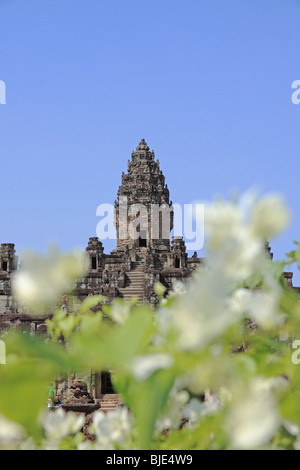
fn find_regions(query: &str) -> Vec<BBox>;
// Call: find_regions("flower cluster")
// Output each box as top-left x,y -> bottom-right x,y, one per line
157,192 -> 290,352
12,245 -> 89,314
88,408 -> 133,450
1,190 -> 299,451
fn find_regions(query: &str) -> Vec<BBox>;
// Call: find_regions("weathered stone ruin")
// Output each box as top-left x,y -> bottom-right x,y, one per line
0,139 -> 299,412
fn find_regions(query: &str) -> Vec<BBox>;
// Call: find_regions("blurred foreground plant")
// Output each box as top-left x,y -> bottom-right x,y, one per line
12,245 -> 89,314
1,191 -> 300,450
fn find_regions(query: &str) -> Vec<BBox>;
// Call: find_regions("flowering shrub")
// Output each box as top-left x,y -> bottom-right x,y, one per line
0,191 -> 300,450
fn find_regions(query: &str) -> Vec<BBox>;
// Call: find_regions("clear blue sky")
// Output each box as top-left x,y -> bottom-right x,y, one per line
0,0 -> 299,284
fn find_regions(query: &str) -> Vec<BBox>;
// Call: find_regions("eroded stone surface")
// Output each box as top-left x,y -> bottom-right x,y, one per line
0,139 -> 297,410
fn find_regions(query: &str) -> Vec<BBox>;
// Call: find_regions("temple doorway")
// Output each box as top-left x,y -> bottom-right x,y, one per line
94,371 -> 115,397
138,230 -> 147,248
100,371 -> 114,394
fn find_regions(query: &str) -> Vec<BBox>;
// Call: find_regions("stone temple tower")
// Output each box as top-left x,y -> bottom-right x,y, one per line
114,139 -> 174,254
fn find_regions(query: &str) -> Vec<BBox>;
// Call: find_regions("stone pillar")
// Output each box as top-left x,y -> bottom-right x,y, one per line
170,236 -> 187,269
86,238 -> 104,272
0,243 -> 18,273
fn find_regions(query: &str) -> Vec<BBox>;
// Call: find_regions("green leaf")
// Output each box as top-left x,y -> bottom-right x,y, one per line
71,305 -> 154,371
79,295 -> 106,313
0,359 -> 50,436
295,244 -> 300,270
114,368 -> 176,449
0,333 -> 78,436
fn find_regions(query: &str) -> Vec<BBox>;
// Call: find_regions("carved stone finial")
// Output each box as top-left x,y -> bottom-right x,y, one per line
136,139 -> 150,152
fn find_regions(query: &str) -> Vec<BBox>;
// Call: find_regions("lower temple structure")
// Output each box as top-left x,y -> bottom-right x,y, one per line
0,139 -> 299,410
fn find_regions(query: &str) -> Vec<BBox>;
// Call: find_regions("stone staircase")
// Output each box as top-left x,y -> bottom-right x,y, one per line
97,394 -> 122,412
118,257 -> 145,304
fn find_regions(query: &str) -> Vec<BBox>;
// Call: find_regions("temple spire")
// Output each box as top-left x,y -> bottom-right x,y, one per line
114,139 -> 173,253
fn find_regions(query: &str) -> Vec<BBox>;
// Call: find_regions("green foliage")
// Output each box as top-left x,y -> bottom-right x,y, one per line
1,201 -> 300,449
0,334 -> 73,437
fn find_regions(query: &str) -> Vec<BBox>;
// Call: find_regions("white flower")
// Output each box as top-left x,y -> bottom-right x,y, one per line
170,270 -> 242,351
259,376 -> 288,393
207,231 -> 263,282
203,191 -> 290,283
228,288 -> 252,315
155,385 -> 189,432
43,408 -> 85,443
19,437 -> 36,450
204,199 -> 243,251
247,289 -> 284,329
229,286 -> 285,330
183,395 -> 220,424
227,378 -> 280,449
283,420 -> 300,437
90,407 -> 132,449
170,281 -> 187,297
165,191 -> 290,351
130,353 -> 174,381
111,299 -> 130,324
12,246 -> 89,314
250,194 -> 290,239
0,415 -> 25,446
